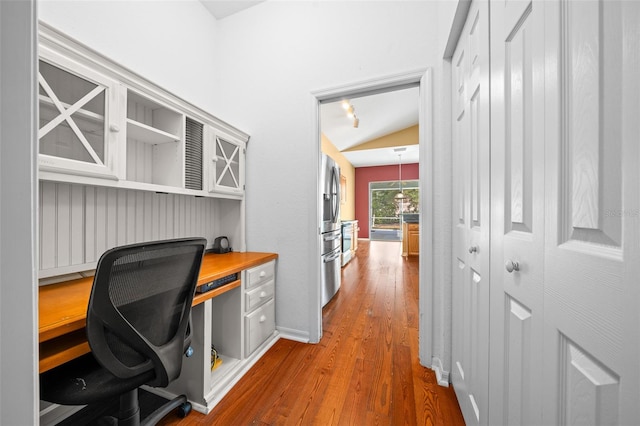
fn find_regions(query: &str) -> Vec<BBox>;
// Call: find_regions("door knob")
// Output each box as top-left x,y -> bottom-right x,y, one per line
468,246 -> 478,254
505,260 -> 520,273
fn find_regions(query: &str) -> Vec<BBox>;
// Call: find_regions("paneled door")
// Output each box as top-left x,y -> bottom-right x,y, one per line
450,0 -> 491,424
542,1 -> 640,424
488,1 -> 545,424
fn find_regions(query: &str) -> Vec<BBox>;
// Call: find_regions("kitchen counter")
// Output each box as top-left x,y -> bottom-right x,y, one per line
402,213 -> 419,223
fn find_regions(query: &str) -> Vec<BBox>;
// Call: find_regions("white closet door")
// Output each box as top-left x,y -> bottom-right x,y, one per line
543,1 -> 640,424
450,1 -> 491,424
488,1 -> 545,425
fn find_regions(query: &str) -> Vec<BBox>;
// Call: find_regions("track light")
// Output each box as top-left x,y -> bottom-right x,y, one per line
341,100 -> 360,129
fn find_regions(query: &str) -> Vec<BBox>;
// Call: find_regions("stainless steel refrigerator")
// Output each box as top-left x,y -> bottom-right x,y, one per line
320,154 -> 341,307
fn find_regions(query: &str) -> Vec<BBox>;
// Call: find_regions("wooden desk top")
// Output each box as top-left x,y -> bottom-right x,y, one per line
39,251 -> 277,372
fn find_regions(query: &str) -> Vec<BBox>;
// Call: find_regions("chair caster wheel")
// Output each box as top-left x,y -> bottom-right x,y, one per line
177,402 -> 192,418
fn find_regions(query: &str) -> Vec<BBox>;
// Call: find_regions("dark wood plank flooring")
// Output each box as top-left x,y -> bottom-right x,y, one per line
161,240 -> 464,425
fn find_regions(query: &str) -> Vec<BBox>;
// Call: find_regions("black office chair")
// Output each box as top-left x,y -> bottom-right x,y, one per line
40,237 -> 207,426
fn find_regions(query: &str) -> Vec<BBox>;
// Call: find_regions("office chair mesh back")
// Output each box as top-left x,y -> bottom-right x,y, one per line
87,238 -> 206,388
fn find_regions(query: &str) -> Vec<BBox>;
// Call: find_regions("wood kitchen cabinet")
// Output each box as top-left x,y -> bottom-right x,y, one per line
402,222 -> 419,257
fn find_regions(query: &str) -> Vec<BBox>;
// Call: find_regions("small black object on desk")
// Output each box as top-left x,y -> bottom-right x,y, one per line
211,236 -> 232,254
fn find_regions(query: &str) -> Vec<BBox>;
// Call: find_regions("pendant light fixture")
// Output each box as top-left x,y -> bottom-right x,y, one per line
394,151 -> 409,209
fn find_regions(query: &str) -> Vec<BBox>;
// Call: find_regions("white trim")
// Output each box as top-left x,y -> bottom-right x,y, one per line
309,93 -> 323,343
312,69 -> 428,103
149,333 -> 280,414
0,1 -> 39,424
311,68 -> 434,361
38,170 -> 244,200
276,326 -> 310,343
443,0 -> 473,59
431,356 -> 450,387
418,69 -> 434,368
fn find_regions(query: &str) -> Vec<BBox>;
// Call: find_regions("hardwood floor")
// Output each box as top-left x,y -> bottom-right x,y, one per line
161,240 -> 464,425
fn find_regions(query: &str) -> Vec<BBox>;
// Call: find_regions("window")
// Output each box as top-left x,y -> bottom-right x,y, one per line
369,180 -> 419,241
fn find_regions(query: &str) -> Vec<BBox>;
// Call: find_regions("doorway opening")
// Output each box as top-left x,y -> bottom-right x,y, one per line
311,69 -> 434,366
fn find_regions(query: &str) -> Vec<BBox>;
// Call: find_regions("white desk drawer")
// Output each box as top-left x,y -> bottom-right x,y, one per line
245,299 -> 275,356
246,260 -> 275,289
245,279 -> 274,313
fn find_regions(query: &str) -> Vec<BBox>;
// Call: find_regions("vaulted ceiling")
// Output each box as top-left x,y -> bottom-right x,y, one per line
320,87 -> 420,167
200,1 -> 421,168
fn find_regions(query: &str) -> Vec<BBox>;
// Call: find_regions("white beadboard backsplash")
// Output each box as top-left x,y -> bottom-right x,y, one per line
39,181 -> 225,280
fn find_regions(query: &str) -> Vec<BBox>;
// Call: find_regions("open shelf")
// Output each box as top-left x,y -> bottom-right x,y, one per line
209,353 -> 242,384
127,90 -> 182,137
125,89 -> 184,188
193,280 -> 241,306
126,118 -> 179,145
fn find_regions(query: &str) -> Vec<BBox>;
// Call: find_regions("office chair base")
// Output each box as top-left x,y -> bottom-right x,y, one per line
141,394 -> 190,426
40,353 -> 154,405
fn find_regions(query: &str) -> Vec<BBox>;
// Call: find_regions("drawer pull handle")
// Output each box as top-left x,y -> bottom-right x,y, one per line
259,315 -> 266,323
259,271 -> 266,278
260,291 -> 267,298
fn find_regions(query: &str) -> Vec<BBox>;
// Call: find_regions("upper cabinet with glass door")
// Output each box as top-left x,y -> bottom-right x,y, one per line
208,129 -> 246,196
38,46 -> 124,180
38,23 -> 248,198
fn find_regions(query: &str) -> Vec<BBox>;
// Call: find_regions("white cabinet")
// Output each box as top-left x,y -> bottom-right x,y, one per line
245,299 -> 275,356
163,257 -> 278,415
38,46 -> 124,180
207,130 -> 245,196
38,24 -> 247,199
245,280 -> 275,313
243,260 -> 276,355
245,259 -> 275,289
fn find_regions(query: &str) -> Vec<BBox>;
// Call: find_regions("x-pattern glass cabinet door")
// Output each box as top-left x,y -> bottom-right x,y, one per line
209,133 -> 245,195
38,47 -> 122,179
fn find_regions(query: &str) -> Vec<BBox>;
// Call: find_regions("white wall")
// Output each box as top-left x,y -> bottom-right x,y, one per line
0,0 -> 39,423
213,0 -> 456,368
38,0 -> 219,115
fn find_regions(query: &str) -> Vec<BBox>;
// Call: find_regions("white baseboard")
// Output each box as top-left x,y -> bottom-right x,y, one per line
276,326 -> 310,343
431,357 -> 450,387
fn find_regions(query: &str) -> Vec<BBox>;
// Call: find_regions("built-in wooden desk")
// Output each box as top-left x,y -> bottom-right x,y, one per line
39,251 -> 278,373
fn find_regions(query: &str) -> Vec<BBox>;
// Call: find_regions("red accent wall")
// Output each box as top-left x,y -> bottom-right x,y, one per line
354,163 -> 419,238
